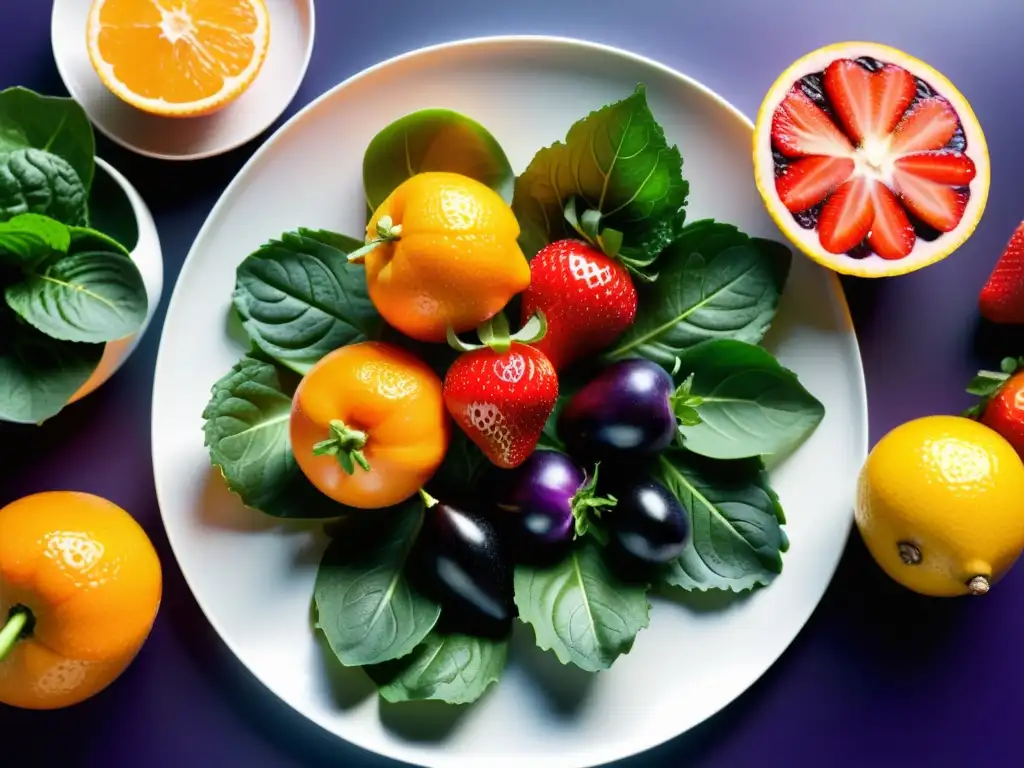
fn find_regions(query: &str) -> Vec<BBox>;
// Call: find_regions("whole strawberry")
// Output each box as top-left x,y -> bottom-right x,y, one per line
444,314 -> 559,468
965,356 -> 1024,459
980,221 -> 1024,324
521,239 -> 638,371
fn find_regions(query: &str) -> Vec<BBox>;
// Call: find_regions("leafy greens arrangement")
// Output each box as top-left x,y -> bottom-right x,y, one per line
0,87 -> 148,424
201,84 -> 825,708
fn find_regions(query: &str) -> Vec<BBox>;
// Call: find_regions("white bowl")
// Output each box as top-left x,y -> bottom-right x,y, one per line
68,157 -> 163,404
50,0 -> 316,161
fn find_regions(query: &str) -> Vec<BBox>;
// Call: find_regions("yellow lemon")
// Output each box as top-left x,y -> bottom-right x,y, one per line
856,415 -> 1024,596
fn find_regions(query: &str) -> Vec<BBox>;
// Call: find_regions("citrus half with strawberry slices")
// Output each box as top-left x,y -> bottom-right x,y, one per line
754,42 -> 990,277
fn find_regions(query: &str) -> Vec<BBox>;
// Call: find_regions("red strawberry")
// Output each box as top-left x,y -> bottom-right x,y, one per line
866,182 -> 915,260
965,357 -> 1024,460
817,176 -> 874,254
823,59 -> 916,145
770,86 -> 853,158
520,239 -> 638,371
775,155 -> 855,213
893,150 -> 976,186
444,342 -> 558,469
890,98 -> 959,155
891,168 -> 968,233
980,222 -> 1024,324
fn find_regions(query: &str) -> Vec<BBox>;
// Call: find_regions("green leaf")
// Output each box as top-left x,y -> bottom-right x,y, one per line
0,149 -> 88,226
604,222 -> 792,368
673,340 -> 825,459
511,84 -> 689,260
5,250 -> 148,343
654,450 -> 788,592
314,499 -> 442,667
202,355 -> 349,519
362,108 -> 515,212
0,87 -> 95,192
67,226 -> 131,258
366,632 -> 508,705
514,540 -> 650,672
427,428 -> 490,499
233,230 -> 383,375
86,162 -> 138,252
0,213 -> 69,265
0,306 -> 103,424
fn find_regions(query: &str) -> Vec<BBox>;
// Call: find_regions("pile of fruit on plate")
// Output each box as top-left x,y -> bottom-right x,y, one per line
199,85 -> 828,704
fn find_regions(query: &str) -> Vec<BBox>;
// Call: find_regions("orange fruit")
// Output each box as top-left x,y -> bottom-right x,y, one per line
86,0 -> 271,118
0,492 -> 162,709
752,42 -> 989,278
360,171 -> 531,343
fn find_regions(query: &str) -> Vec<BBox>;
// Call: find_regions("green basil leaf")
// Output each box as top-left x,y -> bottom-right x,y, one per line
0,87 -> 95,192
511,84 -> 689,260
514,540 -> 650,672
675,339 -> 825,459
0,149 -> 88,226
366,632 -> 508,705
0,306 -> 102,424
605,221 -> 791,368
5,250 -> 147,343
363,108 -> 515,212
0,213 -> 70,265
232,230 -> 383,375
654,450 -> 788,592
202,355 -> 349,519
67,225 -> 131,258
314,500 -> 442,667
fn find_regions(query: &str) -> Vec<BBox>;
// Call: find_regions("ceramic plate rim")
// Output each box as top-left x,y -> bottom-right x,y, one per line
50,0 -> 317,162
152,34 -> 869,768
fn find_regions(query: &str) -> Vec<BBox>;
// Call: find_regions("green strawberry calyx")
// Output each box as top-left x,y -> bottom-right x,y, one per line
963,356 -> 1024,419
446,311 -> 548,355
563,196 -> 658,283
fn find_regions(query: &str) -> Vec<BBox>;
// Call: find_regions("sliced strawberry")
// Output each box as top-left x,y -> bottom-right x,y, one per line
823,60 -> 874,145
866,182 -> 916,260
771,87 -> 853,158
775,156 -> 855,212
818,176 -> 874,254
871,64 -> 917,135
893,150 -> 976,186
979,222 -> 1024,324
892,168 -> 968,232
890,98 -> 959,155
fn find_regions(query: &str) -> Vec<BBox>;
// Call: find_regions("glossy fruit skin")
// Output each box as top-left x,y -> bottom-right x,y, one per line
491,449 -> 586,565
0,492 -> 163,710
364,172 -> 531,342
979,221 -> 1024,324
411,500 -> 514,639
558,358 -> 677,461
520,239 -> 638,371
855,415 -> 1024,597
603,477 -> 690,565
443,343 -> 559,469
976,372 -> 1024,460
290,342 -> 450,509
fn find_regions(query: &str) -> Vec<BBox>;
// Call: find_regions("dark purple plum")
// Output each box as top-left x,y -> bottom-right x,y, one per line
558,359 -> 677,460
491,449 -> 614,566
604,476 -> 690,565
410,498 -> 513,639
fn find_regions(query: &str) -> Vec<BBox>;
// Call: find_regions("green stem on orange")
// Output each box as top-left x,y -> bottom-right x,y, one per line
0,608 -> 30,664
347,215 -> 403,263
312,419 -> 371,475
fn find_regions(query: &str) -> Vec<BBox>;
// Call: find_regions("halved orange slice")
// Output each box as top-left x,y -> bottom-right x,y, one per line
86,0 -> 271,118
753,42 -> 990,277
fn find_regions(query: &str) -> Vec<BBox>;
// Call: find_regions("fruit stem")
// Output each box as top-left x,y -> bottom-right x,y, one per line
898,542 -> 922,565
347,215 -> 403,263
0,608 -> 30,664
570,464 -> 618,543
669,373 -> 704,427
419,488 -> 439,508
312,419 -> 371,475
968,576 -> 991,595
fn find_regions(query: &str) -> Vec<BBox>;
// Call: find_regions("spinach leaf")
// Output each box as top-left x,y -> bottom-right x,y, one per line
0,87 -> 95,192
0,149 -> 88,226
605,221 -> 791,368
511,84 -> 689,260
0,213 -> 70,265
202,355 -> 348,519
426,428 -> 490,500
6,250 -> 147,344
366,631 -> 508,705
67,226 -> 130,258
514,539 -> 650,672
363,108 -> 515,212
0,306 -> 103,424
314,499 -> 441,667
653,450 -> 788,592
675,339 -> 825,459
233,230 -> 383,375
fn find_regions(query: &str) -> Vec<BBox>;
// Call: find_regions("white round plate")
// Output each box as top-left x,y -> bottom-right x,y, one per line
152,36 -> 868,768
51,0 -> 315,161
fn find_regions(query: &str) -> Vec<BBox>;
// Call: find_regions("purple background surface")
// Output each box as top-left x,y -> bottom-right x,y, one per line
3,1 -> 1024,766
